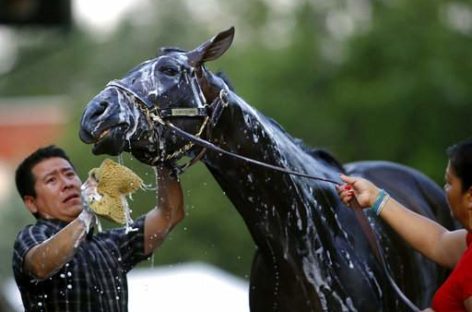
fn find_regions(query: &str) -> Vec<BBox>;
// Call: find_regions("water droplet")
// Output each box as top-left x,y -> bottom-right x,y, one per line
67,284 -> 72,289
60,274 -> 65,278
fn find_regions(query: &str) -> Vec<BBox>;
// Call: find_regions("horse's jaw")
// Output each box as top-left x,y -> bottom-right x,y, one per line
125,133 -> 161,165
89,126 -> 127,156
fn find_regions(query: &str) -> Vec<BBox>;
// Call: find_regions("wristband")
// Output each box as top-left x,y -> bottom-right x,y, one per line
371,189 -> 390,216
74,209 -> 96,248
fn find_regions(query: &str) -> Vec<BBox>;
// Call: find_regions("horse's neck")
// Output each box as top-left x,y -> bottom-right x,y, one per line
208,92 -> 313,168
203,93 -> 346,249
207,91 -> 340,180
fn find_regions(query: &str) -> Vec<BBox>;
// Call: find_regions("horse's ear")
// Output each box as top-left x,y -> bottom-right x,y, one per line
187,27 -> 235,67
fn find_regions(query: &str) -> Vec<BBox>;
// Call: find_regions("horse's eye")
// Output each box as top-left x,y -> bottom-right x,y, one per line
159,66 -> 179,76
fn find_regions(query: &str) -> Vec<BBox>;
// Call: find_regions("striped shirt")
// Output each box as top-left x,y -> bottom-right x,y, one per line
12,216 -> 148,312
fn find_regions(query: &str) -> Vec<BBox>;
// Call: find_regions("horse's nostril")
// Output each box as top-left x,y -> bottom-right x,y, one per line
99,101 -> 109,110
91,101 -> 108,119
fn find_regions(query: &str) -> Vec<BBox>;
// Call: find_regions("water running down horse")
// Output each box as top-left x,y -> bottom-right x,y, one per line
79,27 -> 455,311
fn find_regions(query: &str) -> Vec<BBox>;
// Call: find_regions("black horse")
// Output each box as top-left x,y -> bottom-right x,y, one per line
79,28 -> 455,311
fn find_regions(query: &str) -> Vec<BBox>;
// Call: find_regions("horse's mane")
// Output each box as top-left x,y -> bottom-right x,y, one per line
266,116 -> 345,172
306,148 -> 345,173
216,72 -> 235,91
214,71 -> 344,172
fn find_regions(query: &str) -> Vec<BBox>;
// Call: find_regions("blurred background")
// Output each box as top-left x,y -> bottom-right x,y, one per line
0,0 -> 470,310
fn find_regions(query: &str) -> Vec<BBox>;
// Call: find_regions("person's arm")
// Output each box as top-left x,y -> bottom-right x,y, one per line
143,166 -> 184,255
23,210 -> 94,280
338,174 -> 467,269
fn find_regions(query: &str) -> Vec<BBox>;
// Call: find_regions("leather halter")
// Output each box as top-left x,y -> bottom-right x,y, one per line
106,74 -> 229,170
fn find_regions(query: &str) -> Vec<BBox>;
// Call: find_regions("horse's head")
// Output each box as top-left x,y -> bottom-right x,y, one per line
79,27 -> 235,165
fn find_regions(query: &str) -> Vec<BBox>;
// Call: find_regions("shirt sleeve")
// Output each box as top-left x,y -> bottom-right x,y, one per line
12,224 -> 50,278
107,216 -> 149,272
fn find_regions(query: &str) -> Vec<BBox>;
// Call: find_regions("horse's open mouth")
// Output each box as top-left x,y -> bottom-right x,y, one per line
92,125 -> 127,156
97,129 -> 110,141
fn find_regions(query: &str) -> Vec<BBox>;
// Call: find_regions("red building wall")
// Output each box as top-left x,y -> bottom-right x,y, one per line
0,98 -> 69,164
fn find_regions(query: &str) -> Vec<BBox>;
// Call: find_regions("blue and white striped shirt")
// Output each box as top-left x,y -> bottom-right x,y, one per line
12,216 -> 148,311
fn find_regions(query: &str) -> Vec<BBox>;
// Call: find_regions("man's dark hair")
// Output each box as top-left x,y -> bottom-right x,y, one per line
447,138 -> 472,192
15,145 -> 73,199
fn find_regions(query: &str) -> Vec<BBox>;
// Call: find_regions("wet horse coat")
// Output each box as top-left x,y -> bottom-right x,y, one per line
79,28 -> 455,311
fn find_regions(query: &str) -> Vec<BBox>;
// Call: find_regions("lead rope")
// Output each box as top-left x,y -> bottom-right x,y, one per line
161,120 -> 421,312
350,199 -> 421,311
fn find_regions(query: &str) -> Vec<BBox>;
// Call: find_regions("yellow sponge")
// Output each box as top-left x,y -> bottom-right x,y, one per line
86,159 -> 143,224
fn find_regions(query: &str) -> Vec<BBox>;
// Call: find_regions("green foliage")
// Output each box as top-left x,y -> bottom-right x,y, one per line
318,0 -> 472,181
1,0 -> 471,281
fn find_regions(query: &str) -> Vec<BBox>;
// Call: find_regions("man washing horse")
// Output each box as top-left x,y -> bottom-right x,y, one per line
12,145 -> 184,311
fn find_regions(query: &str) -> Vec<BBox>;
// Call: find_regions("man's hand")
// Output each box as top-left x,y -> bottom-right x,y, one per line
81,173 -> 99,211
79,175 -> 98,231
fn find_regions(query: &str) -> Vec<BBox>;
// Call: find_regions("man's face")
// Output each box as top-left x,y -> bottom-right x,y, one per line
26,157 -> 83,222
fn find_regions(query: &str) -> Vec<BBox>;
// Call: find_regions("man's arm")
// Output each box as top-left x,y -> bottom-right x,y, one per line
144,166 -> 184,255
23,210 -> 93,280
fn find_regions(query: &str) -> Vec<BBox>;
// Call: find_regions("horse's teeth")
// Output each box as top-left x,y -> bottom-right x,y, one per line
99,129 -> 110,140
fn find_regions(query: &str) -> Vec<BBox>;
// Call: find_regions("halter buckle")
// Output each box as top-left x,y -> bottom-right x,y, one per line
210,89 -> 229,127
160,108 -> 208,118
